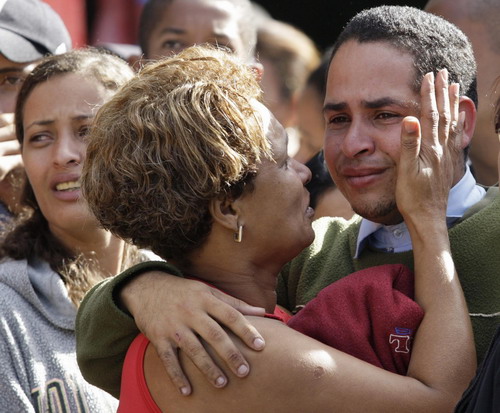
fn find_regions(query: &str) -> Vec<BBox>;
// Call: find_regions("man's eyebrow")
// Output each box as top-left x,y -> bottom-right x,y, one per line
158,27 -> 185,35
323,98 -> 419,113
323,102 -> 347,113
363,97 -> 419,111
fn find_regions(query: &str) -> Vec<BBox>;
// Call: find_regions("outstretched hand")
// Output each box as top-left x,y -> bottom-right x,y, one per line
121,272 -> 266,396
396,69 -> 464,223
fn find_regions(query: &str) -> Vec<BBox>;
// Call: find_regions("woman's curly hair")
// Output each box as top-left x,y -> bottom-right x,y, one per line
82,46 -> 272,263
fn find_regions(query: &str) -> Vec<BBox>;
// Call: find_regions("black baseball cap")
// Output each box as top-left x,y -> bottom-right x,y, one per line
0,0 -> 72,63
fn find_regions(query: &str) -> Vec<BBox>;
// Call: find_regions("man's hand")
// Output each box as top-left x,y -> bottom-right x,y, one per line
120,271 -> 266,396
0,113 -> 23,183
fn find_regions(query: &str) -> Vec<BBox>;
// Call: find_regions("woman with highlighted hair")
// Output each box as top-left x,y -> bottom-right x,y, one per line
81,46 -> 475,412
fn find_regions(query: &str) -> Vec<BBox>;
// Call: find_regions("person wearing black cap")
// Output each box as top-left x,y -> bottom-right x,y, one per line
0,0 -> 71,223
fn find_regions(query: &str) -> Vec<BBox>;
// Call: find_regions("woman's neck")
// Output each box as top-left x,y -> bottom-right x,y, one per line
84,235 -> 125,277
182,241 -> 286,314
51,224 -> 125,277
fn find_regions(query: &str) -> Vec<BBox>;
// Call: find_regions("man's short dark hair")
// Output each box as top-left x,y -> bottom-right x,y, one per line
330,6 -> 477,106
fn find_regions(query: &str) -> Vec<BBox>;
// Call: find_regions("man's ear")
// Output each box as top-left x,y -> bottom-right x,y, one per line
458,96 -> 477,149
208,197 -> 240,231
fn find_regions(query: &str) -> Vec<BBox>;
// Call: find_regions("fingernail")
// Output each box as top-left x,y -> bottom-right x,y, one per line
442,68 -> 448,82
404,120 -> 418,134
215,376 -> 226,387
253,337 -> 265,349
237,364 -> 249,376
180,386 -> 190,395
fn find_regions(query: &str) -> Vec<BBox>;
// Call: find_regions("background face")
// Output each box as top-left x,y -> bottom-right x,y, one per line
21,73 -> 112,243
146,0 -> 246,60
295,85 -> 325,163
0,54 -> 33,114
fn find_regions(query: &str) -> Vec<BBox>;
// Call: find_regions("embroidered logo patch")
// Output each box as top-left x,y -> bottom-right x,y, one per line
389,327 -> 413,353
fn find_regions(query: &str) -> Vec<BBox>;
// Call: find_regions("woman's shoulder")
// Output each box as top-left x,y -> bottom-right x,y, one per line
0,259 -> 38,332
0,256 -> 75,328
0,258 -> 29,292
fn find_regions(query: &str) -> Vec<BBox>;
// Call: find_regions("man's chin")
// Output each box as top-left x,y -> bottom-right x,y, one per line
352,203 -> 402,225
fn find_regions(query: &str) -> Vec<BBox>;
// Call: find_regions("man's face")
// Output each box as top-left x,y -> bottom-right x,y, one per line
0,53 -> 35,113
323,40 -> 420,225
146,0 -> 246,60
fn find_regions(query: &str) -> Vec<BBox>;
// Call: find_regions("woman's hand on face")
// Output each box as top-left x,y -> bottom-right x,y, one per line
120,271 -> 266,396
396,69 -> 463,224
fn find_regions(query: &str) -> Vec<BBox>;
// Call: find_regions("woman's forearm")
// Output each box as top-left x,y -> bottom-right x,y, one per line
146,315 -> 473,413
405,219 -> 475,398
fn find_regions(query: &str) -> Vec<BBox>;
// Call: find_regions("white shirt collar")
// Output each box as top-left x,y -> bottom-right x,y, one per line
354,166 -> 486,258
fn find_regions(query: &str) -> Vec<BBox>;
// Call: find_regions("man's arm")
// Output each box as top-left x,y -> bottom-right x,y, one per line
75,260 -> 266,398
76,263 -> 158,398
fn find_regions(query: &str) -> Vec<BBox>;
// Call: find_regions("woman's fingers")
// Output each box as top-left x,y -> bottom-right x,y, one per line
399,116 -> 421,172
396,69 -> 459,218
448,83 -> 463,154
419,71 -> 439,150
435,69 -> 451,147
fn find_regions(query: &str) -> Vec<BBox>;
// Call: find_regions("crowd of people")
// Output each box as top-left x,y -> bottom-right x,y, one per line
0,0 -> 498,412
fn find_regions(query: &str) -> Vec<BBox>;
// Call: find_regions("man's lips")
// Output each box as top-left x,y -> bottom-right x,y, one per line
340,167 -> 389,188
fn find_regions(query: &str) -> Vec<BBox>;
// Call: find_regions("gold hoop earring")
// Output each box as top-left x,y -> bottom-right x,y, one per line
234,225 -> 243,243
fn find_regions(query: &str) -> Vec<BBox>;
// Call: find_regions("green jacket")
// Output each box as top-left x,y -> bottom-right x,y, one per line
76,187 -> 500,399
279,187 -> 500,363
